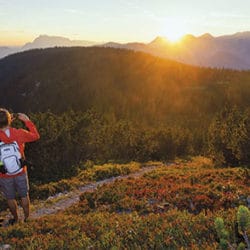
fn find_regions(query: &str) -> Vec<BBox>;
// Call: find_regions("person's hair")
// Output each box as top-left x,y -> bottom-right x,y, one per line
0,108 -> 11,129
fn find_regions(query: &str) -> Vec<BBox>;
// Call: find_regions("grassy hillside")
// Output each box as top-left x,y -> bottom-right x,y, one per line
0,47 -> 250,123
0,158 -> 249,249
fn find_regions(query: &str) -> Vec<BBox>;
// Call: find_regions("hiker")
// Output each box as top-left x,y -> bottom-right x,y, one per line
0,108 -> 40,225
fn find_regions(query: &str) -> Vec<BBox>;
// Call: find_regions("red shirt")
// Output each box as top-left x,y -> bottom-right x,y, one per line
0,120 -> 40,178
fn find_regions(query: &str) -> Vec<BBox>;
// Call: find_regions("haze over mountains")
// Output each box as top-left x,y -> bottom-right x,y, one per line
1,32 -> 250,69
0,46 -> 19,59
0,35 -> 100,60
104,32 -> 250,70
22,35 -> 100,50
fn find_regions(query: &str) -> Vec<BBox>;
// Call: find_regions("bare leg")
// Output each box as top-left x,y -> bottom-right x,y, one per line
20,195 -> 30,221
7,199 -> 18,221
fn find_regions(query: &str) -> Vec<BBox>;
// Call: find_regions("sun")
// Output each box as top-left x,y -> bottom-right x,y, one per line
165,31 -> 185,43
161,18 -> 188,43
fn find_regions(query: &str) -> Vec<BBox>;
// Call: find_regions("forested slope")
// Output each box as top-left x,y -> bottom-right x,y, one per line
0,47 -> 250,123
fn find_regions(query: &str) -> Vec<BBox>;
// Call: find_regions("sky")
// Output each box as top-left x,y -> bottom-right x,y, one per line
1,0 -> 250,46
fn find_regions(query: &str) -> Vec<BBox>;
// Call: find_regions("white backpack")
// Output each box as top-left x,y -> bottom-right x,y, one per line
0,141 -> 23,175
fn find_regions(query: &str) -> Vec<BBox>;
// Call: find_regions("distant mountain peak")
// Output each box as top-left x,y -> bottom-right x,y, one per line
22,34 -> 99,50
232,31 -> 250,38
148,36 -> 170,46
34,34 -> 70,42
199,33 -> 214,39
181,34 -> 196,41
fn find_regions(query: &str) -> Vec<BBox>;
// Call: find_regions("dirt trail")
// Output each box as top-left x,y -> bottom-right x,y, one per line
30,164 -> 172,219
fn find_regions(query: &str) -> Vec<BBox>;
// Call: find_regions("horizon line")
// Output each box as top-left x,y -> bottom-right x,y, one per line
1,30 -> 250,47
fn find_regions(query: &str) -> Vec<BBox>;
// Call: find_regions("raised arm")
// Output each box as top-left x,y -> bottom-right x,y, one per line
17,113 -> 40,142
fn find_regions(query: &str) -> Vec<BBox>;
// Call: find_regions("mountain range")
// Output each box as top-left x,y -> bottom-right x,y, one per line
0,35 -> 100,60
1,32 -> 250,69
103,32 -> 250,70
22,35 -> 100,50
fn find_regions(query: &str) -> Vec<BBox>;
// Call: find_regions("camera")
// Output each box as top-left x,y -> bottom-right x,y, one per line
12,113 -> 19,119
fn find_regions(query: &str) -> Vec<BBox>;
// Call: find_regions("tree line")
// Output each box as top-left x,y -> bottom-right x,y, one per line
12,106 -> 248,184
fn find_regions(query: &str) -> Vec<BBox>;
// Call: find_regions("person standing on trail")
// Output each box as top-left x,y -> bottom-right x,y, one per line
0,108 -> 40,225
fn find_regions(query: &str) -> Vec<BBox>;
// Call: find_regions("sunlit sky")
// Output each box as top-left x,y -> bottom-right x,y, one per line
1,0 -> 250,46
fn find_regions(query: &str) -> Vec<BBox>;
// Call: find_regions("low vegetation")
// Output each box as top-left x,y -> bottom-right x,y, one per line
0,158 -> 249,249
30,161 -> 142,200
0,162 -> 144,211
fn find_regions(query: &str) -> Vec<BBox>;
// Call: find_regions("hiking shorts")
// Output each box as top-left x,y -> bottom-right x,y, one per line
0,172 -> 29,200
